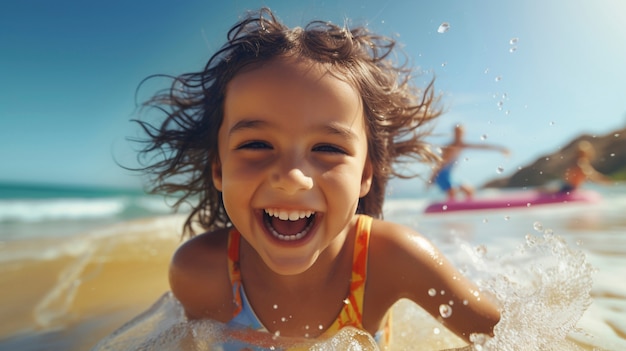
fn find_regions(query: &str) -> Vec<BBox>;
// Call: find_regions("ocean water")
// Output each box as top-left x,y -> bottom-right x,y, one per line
0,182 -> 625,350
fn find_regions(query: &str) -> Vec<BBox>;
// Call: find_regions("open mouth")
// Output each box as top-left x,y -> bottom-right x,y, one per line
263,209 -> 315,241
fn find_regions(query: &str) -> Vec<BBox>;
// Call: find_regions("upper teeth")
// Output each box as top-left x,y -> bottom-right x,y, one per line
265,209 -> 314,221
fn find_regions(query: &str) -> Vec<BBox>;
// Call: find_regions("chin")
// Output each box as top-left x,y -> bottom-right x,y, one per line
262,252 -> 319,276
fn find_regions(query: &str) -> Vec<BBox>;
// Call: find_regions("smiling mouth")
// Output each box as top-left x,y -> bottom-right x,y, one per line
263,209 -> 315,241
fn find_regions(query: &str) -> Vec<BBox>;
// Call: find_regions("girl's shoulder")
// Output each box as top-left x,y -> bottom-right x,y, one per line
363,219 -> 445,321
369,219 -> 429,248
173,227 -> 231,265
367,219 -> 442,285
169,227 -> 234,320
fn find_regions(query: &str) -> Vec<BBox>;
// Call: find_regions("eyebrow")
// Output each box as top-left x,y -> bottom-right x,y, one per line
228,118 -> 360,141
320,123 -> 359,141
228,119 -> 268,136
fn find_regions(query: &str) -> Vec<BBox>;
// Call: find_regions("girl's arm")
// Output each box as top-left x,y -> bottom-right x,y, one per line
368,220 -> 500,342
461,142 -> 509,156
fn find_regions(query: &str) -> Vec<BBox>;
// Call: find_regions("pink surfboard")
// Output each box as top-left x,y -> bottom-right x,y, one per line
424,189 -> 602,214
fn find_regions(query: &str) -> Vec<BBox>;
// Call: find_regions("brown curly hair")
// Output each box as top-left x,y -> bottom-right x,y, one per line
134,7 -> 442,238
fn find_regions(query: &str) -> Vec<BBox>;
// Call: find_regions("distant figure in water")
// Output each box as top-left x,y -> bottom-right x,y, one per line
430,124 -> 509,200
559,140 -> 612,193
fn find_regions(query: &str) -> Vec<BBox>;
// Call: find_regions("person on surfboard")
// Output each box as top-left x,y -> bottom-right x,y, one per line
559,140 -> 612,193
430,124 -> 509,200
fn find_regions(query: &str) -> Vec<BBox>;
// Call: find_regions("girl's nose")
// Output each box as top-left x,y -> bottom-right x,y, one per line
270,158 -> 313,195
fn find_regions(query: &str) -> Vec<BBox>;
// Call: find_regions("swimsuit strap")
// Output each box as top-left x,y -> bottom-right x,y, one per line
227,229 -> 243,316
325,214 -> 372,334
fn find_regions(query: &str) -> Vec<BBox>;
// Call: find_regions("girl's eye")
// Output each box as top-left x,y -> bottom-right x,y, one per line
313,144 -> 347,154
237,141 -> 272,150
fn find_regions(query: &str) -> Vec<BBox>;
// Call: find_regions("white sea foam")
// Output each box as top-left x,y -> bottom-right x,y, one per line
0,195 -> 181,224
0,198 -> 127,222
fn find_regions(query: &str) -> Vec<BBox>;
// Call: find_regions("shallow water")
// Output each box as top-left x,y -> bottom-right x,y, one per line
1,185 -> 625,350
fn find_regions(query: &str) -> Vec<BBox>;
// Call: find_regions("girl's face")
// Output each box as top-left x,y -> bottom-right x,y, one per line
213,57 -> 372,275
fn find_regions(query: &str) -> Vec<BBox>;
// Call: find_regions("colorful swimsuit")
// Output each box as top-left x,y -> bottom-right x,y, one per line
225,215 -> 390,349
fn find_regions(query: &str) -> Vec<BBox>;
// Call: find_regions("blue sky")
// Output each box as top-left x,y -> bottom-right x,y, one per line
2,0 -> 625,196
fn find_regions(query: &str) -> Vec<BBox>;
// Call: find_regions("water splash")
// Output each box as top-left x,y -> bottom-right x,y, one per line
481,233 -> 594,350
91,230 -> 596,351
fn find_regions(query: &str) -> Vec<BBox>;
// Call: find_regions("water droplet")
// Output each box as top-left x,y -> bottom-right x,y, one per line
509,46 -> 517,53
428,288 -> 437,297
343,298 -> 350,304
449,300 -> 454,305
305,325 -> 310,330
504,215 -> 510,221
610,153 -> 615,157
496,166 -> 504,173
433,327 -> 441,335
482,218 -> 489,223
440,290 -> 446,295
439,304 -> 453,318
273,304 -> 278,309
318,324 -> 324,330
505,110 -> 510,115
442,205 -> 448,211
437,22 -> 450,33
550,121 -> 555,126
497,101 -> 503,108
481,134 -> 488,140
281,317 -> 287,322
614,133 -> 620,137
484,68 -> 490,74
494,76 -> 502,82
533,221 -> 543,232
273,331 -> 281,339
463,299 -> 469,305
509,37 -> 519,45
441,61 -> 447,67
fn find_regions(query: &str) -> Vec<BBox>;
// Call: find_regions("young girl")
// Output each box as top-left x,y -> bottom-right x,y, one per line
135,7 -> 500,349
